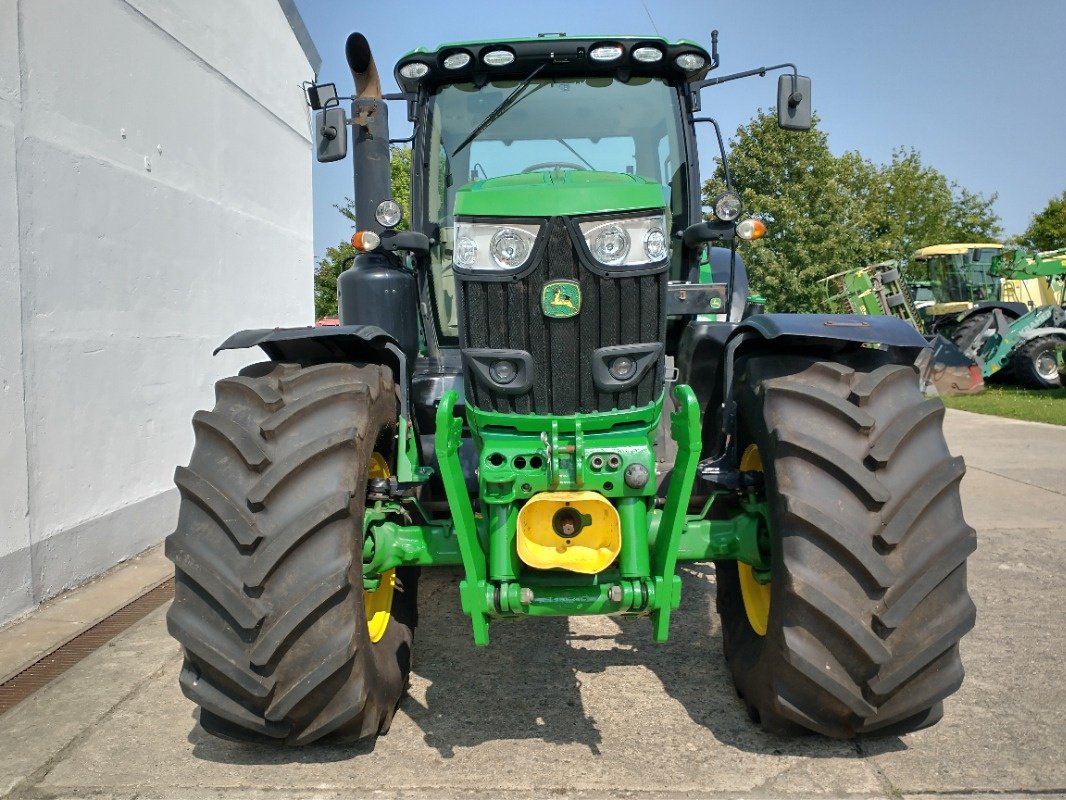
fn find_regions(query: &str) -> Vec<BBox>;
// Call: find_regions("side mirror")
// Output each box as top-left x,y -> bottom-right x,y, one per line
315,107 -> 348,163
777,74 -> 812,131
306,82 -> 338,111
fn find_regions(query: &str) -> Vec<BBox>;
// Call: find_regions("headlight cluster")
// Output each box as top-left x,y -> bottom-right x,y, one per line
453,212 -> 669,271
454,221 -> 540,270
578,213 -> 669,267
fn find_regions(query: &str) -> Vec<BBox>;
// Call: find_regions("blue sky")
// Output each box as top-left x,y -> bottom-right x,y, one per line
293,0 -> 1066,260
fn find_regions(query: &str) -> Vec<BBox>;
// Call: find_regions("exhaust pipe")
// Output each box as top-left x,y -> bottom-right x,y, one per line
344,32 -> 390,232
345,32 -> 381,101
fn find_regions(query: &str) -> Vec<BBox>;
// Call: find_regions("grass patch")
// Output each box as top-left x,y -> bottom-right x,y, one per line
941,385 -> 1066,425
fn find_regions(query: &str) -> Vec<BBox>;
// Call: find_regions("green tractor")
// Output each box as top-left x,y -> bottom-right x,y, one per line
165,31 -> 975,745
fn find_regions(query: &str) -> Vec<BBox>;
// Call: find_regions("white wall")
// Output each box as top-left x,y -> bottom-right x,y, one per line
0,0 -> 319,623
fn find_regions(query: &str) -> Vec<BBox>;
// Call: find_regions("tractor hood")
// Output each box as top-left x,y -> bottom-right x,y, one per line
453,171 -> 666,219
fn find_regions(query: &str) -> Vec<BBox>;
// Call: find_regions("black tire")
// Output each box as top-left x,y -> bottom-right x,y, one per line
951,312 -> 1016,382
165,361 -> 418,745
950,312 -> 996,352
1011,334 -> 1066,389
715,353 -> 976,737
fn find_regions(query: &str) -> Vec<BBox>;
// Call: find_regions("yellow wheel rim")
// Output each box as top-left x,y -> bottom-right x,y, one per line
738,444 -> 771,636
364,452 -> 394,643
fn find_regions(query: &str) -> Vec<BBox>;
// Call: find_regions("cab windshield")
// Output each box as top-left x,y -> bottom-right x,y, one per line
912,252 -> 998,304
422,76 -> 687,340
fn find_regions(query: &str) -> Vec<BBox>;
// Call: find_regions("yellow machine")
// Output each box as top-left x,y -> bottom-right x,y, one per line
907,243 -> 1055,332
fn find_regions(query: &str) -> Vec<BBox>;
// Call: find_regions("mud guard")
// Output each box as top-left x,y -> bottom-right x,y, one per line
733,313 -> 930,351
694,313 -> 931,492
214,324 -> 410,416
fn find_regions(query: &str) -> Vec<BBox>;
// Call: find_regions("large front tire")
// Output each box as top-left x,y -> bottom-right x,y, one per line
165,362 -> 417,745
716,354 -> 976,737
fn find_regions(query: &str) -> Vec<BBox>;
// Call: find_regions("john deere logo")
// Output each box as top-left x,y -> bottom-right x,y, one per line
542,281 -> 581,318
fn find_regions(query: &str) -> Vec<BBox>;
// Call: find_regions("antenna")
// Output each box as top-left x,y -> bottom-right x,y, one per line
640,0 -> 661,36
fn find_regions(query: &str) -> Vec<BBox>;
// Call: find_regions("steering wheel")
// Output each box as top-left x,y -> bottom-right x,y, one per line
521,162 -> 589,173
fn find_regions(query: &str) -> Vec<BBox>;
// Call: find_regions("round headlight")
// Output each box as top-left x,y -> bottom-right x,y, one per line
455,235 -> 478,267
490,228 -> 532,268
374,199 -> 403,229
399,61 -> 430,80
591,224 -> 631,265
443,52 -> 471,70
674,53 -> 706,72
632,46 -> 663,63
590,45 -> 624,62
714,192 -> 743,222
483,49 -> 515,66
609,356 -> 637,381
644,227 -> 667,261
489,359 -> 517,385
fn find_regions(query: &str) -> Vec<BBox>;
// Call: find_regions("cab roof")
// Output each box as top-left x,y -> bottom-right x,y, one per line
911,243 -> 1003,259
395,35 -> 713,93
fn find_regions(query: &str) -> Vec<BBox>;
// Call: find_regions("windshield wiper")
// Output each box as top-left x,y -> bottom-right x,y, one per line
450,63 -> 547,158
556,139 -> 597,171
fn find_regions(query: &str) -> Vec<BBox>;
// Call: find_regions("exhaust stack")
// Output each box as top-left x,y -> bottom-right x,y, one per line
345,32 -> 391,232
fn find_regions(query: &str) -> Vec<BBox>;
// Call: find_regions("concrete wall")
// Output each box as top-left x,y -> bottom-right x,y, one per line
0,0 -> 319,623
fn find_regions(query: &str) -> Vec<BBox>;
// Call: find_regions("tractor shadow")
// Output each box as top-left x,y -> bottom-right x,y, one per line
406,565 -> 907,759
402,568 -> 604,757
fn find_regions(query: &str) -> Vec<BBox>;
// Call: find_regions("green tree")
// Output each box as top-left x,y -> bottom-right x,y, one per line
1019,189 -> 1066,251
703,112 -> 880,312
704,114 -> 1001,312
314,147 -> 412,319
868,148 -> 1000,264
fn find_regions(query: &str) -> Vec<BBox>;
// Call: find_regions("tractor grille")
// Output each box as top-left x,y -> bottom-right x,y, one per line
457,218 -> 666,415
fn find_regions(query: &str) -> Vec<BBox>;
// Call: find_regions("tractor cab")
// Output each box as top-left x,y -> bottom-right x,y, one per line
907,243 -> 1004,314
908,242 -> 1054,333
397,37 -> 715,343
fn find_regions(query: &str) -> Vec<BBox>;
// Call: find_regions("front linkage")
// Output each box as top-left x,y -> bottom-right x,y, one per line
359,384 -> 770,646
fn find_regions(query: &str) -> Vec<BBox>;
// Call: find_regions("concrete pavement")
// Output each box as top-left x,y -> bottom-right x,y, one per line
1,408 -> 1064,799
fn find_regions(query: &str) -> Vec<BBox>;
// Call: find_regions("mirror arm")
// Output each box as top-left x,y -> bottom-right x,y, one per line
692,116 -> 732,191
380,230 -> 431,256
695,62 -> 797,92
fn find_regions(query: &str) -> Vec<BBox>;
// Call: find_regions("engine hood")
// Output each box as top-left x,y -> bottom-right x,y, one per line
453,170 -> 666,219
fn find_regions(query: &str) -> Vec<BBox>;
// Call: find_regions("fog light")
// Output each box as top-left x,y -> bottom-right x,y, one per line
609,356 -> 636,381
490,359 -> 517,385
590,45 -> 624,62
399,62 -> 429,80
483,49 -> 515,66
632,46 -> 663,63
443,52 -> 471,69
675,53 -> 706,72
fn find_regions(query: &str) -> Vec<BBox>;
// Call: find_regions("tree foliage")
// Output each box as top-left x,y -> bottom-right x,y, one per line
703,111 -> 1001,312
314,147 -> 412,319
1018,189 -> 1066,252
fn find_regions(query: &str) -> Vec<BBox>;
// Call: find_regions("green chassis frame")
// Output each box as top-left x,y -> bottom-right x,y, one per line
362,384 -> 770,646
